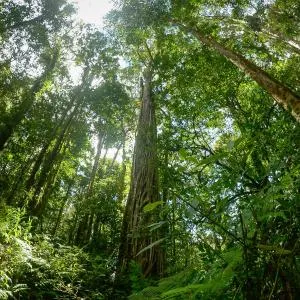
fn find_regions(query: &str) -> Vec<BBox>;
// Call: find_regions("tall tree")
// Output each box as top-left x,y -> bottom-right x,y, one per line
0,48 -> 59,151
113,0 -> 300,122
173,21 -> 300,122
118,66 -> 164,278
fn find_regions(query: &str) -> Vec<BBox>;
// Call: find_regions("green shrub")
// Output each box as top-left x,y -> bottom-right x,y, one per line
0,205 -> 111,299
129,248 -> 243,300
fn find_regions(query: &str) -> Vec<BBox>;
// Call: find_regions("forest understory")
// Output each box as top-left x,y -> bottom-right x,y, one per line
0,0 -> 299,299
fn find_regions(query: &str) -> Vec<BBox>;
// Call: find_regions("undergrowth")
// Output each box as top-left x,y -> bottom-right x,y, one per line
0,205 -> 113,299
129,248 -> 243,300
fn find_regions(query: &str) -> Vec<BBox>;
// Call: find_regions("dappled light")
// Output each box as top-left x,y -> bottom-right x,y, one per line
0,0 -> 299,299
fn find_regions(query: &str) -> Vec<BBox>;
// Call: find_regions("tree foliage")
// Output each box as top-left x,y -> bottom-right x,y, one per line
0,0 -> 299,299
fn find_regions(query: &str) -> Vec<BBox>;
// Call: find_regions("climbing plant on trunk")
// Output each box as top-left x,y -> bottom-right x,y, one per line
118,66 -> 164,278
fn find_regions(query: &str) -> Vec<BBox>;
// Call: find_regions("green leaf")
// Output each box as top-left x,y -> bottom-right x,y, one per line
178,149 -> 198,164
197,152 -> 226,166
147,221 -> 167,231
143,201 -> 163,212
227,140 -> 235,151
12,284 -> 28,292
136,238 -> 165,257
257,244 -> 292,255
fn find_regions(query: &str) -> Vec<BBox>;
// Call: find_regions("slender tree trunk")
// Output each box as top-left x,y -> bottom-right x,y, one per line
31,138 -> 69,218
85,213 -> 94,243
52,181 -> 72,237
176,22 -> 300,122
25,142 -> 53,191
26,74 -> 91,208
25,98 -> 76,191
75,133 -> 104,245
28,104 -> 78,205
75,214 -> 89,245
88,133 -> 104,195
6,157 -> 33,205
28,133 -> 65,206
0,50 -> 59,151
262,28 -> 300,55
91,214 -> 101,243
69,210 -> 80,244
100,147 -> 108,175
106,142 -> 122,174
118,133 -> 127,202
211,16 -> 300,55
118,66 -> 164,278
171,198 -> 176,265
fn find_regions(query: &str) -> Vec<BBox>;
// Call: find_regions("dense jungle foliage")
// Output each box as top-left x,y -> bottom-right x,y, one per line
0,0 -> 299,299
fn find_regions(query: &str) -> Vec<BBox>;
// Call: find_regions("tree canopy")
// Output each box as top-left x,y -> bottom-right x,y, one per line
0,0 -> 299,299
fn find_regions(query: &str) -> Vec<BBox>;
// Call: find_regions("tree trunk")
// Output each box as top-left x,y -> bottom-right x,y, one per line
28,132 -> 65,206
25,98 -> 76,191
87,133 -> 104,195
31,137 -> 69,218
118,132 -> 127,202
106,142 -> 122,174
91,214 -> 101,244
262,28 -> 300,55
27,103 -> 78,207
176,22 -> 300,122
6,157 -> 33,205
0,50 -> 59,150
75,133 -> 104,246
209,16 -> 300,55
52,181 -> 72,237
85,213 -> 94,244
118,66 -> 164,278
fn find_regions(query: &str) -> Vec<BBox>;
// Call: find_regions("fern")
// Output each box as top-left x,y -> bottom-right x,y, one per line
129,247 -> 243,300
129,268 -> 203,299
0,284 -> 28,300
12,283 -> 28,293
0,289 -> 13,300
161,284 -> 203,299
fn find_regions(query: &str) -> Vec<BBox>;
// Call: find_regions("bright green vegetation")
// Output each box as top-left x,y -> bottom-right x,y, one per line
0,0 -> 299,299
